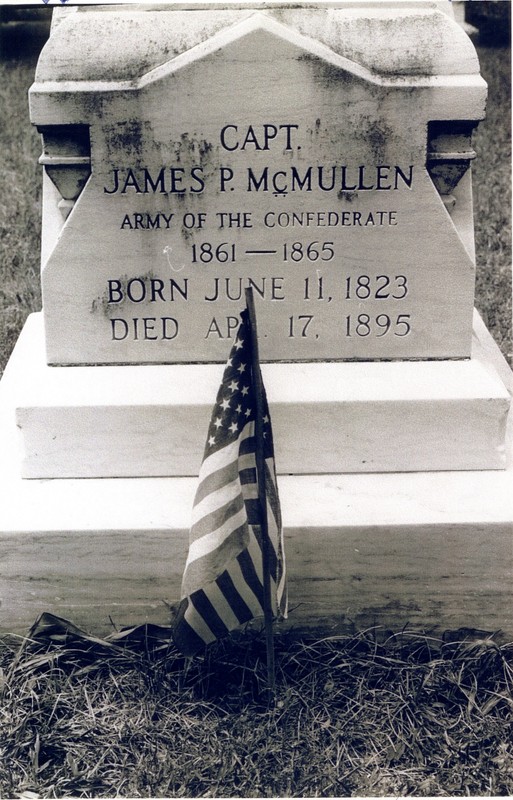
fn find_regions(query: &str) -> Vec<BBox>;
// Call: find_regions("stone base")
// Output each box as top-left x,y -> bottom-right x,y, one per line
11,312 -> 511,477
0,471 -> 512,638
0,313 -> 512,637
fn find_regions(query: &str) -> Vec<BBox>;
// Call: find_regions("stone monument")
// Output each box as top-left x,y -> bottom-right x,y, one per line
0,1 -> 511,636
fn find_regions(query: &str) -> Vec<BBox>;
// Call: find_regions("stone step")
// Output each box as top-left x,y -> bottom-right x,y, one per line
9,312 -> 511,478
1,469 -> 512,637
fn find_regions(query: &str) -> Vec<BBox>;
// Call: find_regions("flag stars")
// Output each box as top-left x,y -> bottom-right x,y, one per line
201,318 -> 262,451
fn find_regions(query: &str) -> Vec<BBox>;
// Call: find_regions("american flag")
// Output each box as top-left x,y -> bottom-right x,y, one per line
173,309 -> 287,656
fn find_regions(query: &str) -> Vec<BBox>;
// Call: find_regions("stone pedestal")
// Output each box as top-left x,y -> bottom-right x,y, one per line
0,309 -> 511,635
0,2 -> 511,637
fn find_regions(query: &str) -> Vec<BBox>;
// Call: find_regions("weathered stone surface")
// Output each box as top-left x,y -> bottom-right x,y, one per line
1,345 -> 512,636
29,3 -> 486,364
12,313 -> 512,478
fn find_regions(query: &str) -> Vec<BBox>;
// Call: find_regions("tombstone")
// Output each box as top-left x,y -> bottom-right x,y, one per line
0,2 -> 511,636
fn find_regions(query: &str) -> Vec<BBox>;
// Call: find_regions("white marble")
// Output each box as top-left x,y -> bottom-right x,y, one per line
1,362 -> 512,635
30,3 -> 486,364
11,312 -> 510,478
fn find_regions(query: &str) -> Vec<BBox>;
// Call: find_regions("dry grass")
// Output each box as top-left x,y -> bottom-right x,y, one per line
1,617 -> 512,797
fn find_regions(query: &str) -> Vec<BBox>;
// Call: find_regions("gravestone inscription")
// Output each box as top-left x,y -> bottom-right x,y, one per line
29,6 -> 485,365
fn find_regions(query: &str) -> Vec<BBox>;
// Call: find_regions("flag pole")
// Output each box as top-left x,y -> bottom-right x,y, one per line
245,287 -> 276,699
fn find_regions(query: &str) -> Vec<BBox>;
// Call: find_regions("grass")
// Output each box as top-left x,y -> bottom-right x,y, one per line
472,42 -> 512,362
0,36 -> 42,377
1,618 -> 513,797
0,25 -> 511,375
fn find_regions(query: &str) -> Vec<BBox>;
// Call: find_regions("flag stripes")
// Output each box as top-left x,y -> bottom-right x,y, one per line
173,309 -> 286,656
175,530 -> 276,655
182,523 -> 248,595
216,570 -> 254,623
